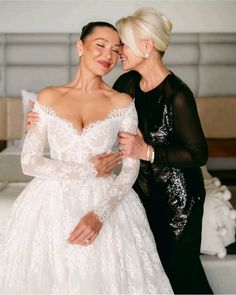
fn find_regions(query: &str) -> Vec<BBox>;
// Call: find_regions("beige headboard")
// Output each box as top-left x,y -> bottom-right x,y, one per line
0,97 -> 22,140
0,96 -> 236,140
196,97 -> 236,139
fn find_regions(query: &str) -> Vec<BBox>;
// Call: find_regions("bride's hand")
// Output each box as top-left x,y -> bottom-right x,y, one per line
67,211 -> 102,246
90,151 -> 123,177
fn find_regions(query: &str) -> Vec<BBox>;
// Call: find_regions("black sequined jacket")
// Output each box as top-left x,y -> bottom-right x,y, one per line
113,71 -> 208,239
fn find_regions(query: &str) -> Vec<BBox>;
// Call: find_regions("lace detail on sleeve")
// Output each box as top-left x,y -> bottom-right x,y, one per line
94,102 -> 140,221
21,101 -> 97,181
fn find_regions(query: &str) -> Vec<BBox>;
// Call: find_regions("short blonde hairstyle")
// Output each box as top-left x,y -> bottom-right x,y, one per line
116,7 -> 172,57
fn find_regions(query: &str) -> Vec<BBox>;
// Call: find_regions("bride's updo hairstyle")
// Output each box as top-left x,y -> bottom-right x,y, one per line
80,21 -> 118,41
116,7 -> 172,58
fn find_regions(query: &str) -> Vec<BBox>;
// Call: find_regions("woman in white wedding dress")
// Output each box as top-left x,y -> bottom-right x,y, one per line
0,22 -> 173,294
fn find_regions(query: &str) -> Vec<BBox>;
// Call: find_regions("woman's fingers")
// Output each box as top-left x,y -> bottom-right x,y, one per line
96,151 -> 112,159
27,111 -> 39,119
82,231 -> 97,245
84,233 -> 98,246
28,99 -> 35,109
75,229 -> 92,244
27,117 -> 38,125
106,152 -> 122,163
106,154 -> 122,168
68,223 -> 84,243
68,212 -> 102,245
119,131 -> 131,138
103,153 -> 122,172
68,227 -> 98,246
91,151 -> 123,177
26,111 -> 39,128
105,161 -> 120,174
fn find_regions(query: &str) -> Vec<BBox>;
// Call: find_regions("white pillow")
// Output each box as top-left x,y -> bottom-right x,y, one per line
17,89 -> 38,147
20,89 -> 51,153
21,89 -> 38,116
201,166 -> 236,258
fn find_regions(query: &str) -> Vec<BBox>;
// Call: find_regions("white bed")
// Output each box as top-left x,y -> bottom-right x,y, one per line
0,142 -> 49,182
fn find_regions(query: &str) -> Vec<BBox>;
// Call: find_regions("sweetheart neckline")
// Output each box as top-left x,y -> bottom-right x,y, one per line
34,101 -> 134,136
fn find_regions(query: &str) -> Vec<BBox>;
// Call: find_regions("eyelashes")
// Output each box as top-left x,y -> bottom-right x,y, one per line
96,43 -> 120,54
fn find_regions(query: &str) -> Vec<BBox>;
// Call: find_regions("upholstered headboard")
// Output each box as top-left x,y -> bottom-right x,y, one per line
0,33 -> 236,167
0,95 -> 236,141
0,33 -> 236,97
196,97 -> 236,139
0,97 -> 22,140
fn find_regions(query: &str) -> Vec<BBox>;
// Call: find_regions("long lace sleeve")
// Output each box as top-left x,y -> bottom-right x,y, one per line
94,103 -> 140,222
21,102 -> 97,180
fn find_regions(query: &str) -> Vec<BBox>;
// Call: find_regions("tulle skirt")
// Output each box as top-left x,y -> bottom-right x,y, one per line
0,176 -> 173,294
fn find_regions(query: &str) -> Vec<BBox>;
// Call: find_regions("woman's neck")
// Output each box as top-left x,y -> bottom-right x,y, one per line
136,54 -> 170,92
68,63 -> 104,92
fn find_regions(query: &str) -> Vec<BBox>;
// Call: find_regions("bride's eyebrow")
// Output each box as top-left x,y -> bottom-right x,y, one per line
95,38 -> 120,47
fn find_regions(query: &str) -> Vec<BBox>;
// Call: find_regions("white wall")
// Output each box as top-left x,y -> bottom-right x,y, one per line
0,0 -> 236,33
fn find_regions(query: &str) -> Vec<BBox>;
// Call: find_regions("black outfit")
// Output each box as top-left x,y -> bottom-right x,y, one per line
113,71 -> 213,294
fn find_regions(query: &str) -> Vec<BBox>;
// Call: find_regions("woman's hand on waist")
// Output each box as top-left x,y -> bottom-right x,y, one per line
90,151 -> 123,177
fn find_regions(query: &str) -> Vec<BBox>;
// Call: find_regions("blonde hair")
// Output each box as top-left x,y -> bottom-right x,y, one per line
116,7 -> 172,57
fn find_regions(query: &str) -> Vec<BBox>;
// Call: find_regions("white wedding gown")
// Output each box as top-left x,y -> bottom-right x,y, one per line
0,101 -> 173,294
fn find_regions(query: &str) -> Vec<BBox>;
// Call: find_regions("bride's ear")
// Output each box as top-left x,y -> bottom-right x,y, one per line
76,40 -> 84,57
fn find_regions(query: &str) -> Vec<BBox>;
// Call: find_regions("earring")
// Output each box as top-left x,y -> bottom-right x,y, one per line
144,52 -> 149,59
79,52 -> 83,57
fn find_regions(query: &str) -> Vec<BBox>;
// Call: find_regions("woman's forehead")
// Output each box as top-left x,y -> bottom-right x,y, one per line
88,26 -> 120,42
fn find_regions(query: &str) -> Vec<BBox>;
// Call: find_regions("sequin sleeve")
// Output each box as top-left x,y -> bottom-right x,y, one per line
153,87 -> 208,168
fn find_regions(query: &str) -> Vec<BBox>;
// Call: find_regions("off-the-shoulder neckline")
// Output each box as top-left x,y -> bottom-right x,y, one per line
34,100 -> 135,136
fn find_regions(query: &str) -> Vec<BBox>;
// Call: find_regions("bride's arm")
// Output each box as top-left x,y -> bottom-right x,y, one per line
68,102 -> 139,246
21,100 -> 97,181
93,102 -> 140,221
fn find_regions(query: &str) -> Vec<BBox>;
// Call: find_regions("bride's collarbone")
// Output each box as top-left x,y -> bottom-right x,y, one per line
50,103 -> 118,133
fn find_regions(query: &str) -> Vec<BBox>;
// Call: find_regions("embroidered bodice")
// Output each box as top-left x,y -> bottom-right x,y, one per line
21,101 -> 140,222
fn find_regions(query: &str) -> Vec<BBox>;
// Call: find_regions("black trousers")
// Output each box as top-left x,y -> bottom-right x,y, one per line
139,193 -> 213,294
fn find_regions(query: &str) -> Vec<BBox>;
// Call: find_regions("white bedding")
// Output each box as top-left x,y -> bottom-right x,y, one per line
1,145 -> 22,155
2,143 -> 49,155
0,144 -> 49,182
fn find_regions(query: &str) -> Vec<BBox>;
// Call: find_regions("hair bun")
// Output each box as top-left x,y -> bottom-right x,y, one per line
161,14 -> 172,35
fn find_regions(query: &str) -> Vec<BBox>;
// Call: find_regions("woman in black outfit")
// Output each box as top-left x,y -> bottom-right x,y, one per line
113,7 -> 213,294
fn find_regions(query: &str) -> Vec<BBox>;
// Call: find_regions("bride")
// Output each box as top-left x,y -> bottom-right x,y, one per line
0,21 -> 173,294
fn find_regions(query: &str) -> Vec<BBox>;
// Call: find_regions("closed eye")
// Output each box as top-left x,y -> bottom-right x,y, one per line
112,49 -> 120,54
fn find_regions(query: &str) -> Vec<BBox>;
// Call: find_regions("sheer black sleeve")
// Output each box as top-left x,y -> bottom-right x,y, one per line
153,87 -> 208,168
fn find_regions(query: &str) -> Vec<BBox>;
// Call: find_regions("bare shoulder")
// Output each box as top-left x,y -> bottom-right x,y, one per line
110,90 -> 133,109
37,86 -> 62,106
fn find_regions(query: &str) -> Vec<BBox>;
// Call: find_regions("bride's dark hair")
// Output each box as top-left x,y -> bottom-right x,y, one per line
80,21 -> 118,41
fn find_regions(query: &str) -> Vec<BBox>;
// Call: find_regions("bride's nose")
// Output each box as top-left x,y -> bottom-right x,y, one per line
103,48 -> 112,60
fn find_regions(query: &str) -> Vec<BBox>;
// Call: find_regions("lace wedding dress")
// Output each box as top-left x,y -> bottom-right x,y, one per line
0,101 -> 173,294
